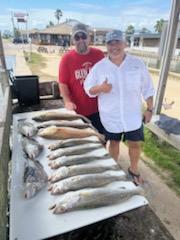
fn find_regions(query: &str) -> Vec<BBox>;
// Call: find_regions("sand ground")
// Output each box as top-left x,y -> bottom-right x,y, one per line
3,41 -> 180,240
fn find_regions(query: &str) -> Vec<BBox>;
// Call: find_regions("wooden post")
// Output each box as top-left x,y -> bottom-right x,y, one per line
0,31 -> 12,240
0,32 -> 7,70
0,87 -> 12,240
0,32 -> 9,93
154,0 -> 180,114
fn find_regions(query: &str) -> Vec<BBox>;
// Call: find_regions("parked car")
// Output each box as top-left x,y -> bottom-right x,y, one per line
13,37 -> 28,44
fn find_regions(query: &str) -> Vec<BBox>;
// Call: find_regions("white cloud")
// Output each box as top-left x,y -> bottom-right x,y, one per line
0,14 -> 13,31
69,2 -> 103,11
0,6 -> 169,33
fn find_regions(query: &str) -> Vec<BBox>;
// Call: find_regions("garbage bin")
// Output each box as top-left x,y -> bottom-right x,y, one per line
14,75 -> 40,106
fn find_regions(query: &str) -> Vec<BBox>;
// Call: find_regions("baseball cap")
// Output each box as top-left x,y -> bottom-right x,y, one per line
72,23 -> 89,37
105,30 -> 124,43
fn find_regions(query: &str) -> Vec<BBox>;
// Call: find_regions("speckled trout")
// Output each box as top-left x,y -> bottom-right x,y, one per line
36,120 -> 91,129
48,143 -> 103,160
48,171 -> 126,195
48,137 -> 100,150
49,164 -> 120,183
32,111 -> 91,123
49,185 -> 141,214
49,152 -> 110,169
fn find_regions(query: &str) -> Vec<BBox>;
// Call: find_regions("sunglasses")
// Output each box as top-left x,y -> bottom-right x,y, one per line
74,33 -> 87,41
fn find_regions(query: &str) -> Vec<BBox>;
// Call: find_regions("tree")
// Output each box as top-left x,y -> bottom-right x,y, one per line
140,27 -> 150,33
46,21 -> 55,28
55,9 -> 63,24
154,19 -> 165,33
3,30 -> 12,39
14,28 -> 21,37
125,25 -> 135,34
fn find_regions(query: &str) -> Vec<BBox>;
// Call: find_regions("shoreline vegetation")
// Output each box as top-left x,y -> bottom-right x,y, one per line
143,128 -> 180,195
23,51 -> 57,81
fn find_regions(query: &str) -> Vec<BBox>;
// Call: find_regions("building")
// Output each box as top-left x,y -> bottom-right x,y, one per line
28,20 -> 112,46
126,33 -> 161,48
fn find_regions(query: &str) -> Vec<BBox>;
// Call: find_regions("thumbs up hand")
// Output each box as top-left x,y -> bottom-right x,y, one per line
100,79 -> 112,93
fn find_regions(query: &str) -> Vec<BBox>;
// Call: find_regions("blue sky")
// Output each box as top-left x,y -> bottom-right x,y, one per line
0,0 -> 171,33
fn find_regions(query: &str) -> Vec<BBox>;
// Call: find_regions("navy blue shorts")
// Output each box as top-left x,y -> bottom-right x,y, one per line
87,112 -> 104,134
104,125 -> 144,142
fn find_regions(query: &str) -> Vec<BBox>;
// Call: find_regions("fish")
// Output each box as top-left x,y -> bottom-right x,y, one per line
18,120 -> 37,137
36,120 -> 91,129
49,164 -> 120,183
21,137 -> 43,159
32,111 -> 91,123
48,137 -> 100,150
23,158 -> 48,199
48,143 -> 103,160
49,185 -> 141,214
48,171 -> 126,195
38,126 -> 105,142
49,152 -> 110,169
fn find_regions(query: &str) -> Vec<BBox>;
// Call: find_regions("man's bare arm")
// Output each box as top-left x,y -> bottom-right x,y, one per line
146,96 -> 153,111
59,83 -> 77,110
143,96 -> 153,123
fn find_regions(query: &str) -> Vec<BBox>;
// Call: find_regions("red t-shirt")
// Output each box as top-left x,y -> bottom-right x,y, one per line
58,47 -> 104,116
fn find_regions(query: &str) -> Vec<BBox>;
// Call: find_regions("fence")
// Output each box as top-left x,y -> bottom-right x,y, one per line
128,49 -> 180,73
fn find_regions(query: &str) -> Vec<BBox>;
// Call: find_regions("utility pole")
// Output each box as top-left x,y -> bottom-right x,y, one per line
11,12 -> 16,37
26,13 -> 29,41
154,0 -> 180,114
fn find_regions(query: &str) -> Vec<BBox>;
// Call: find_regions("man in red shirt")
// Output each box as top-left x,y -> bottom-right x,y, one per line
58,23 -> 104,133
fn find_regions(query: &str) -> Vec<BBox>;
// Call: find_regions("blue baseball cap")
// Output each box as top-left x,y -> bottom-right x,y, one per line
105,30 -> 124,43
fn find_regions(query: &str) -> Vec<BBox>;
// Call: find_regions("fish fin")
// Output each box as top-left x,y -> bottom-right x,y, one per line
34,160 -> 43,169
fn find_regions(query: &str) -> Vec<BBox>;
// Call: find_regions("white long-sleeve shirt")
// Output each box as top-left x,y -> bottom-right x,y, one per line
84,54 -> 155,133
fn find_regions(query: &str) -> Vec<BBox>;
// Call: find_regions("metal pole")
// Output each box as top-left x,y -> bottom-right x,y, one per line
11,12 -> 16,37
26,13 -> 29,41
93,29 -> 96,45
158,22 -> 168,58
154,0 -> 180,114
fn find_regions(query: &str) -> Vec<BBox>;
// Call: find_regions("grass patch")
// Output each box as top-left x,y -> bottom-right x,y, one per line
24,51 -> 46,68
23,51 -> 56,81
143,128 -> 180,194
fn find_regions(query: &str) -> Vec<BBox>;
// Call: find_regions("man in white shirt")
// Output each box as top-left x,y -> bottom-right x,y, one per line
84,30 -> 155,185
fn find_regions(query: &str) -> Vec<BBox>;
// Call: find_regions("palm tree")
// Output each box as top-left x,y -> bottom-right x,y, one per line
140,27 -> 150,33
125,25 -> 135,34
55,9 -> 62,24
154,19 -> 164,33
46,21 -> 54,28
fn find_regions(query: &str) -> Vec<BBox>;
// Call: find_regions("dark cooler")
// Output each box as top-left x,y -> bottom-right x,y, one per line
14,75 -> 40,106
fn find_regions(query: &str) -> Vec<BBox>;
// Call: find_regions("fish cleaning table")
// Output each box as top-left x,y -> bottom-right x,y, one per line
10,109 -> 148,240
